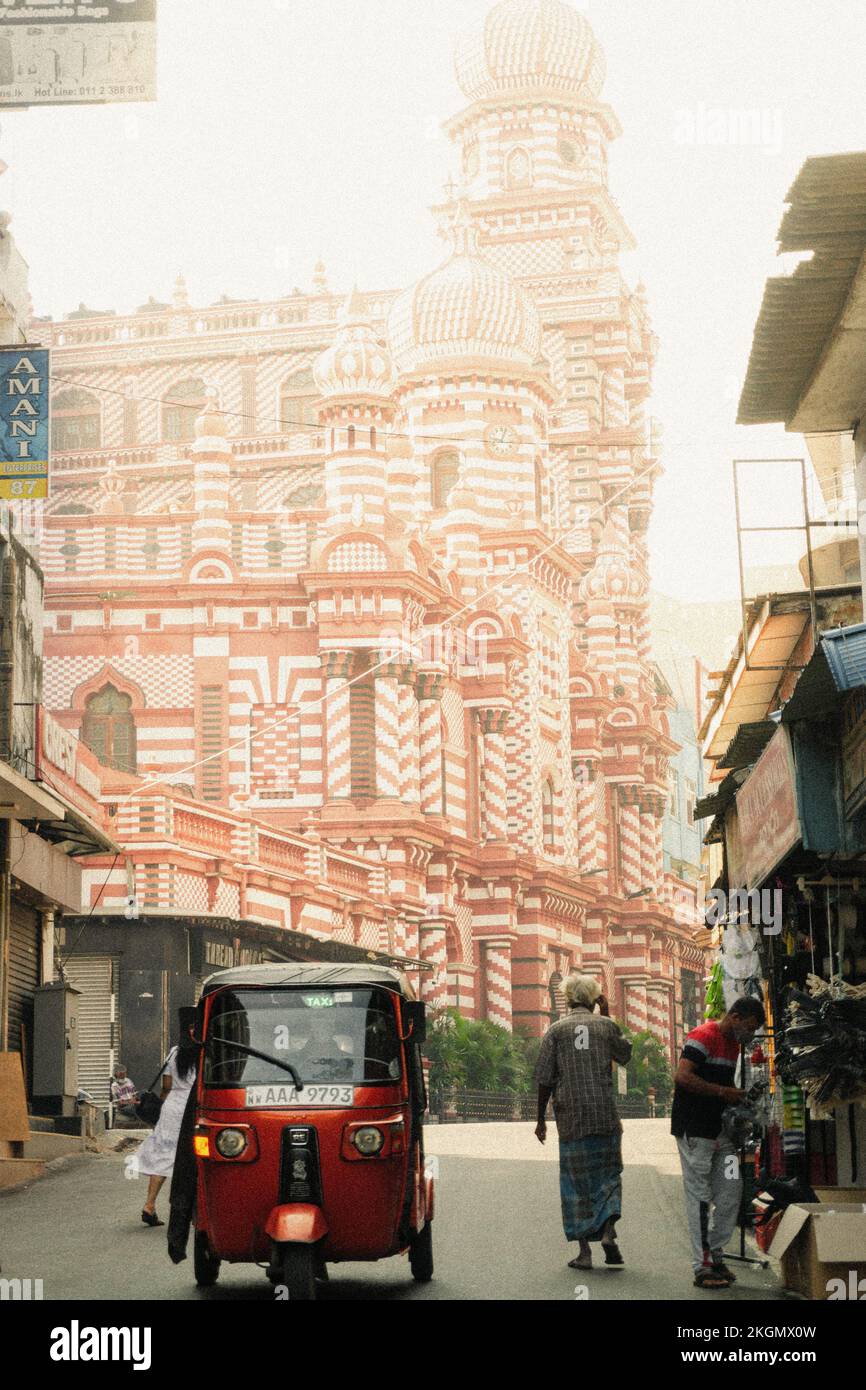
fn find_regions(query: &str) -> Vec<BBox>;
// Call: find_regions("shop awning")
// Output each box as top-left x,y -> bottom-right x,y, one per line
717,719 -> 778,770
0,758 -> 67,822
738,153 -> 866,430
700,596 -> 811,767
782,621 -> 866,722
694,767 -> 749,822
24,781 -> 119,856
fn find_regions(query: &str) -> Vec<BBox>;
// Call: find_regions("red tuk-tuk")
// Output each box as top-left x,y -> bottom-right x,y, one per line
188,963 -> 434,1299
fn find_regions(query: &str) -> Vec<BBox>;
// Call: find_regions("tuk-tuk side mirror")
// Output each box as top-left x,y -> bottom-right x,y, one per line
403,1000 -> 426,1044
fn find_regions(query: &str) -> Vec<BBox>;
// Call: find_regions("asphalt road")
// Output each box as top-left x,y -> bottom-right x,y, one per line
0,1122 -> 787,1302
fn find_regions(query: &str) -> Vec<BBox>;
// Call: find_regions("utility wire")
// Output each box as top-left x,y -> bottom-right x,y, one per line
48,371 -> 660,458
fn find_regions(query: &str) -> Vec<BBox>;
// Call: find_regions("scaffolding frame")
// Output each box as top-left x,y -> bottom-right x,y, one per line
732,457 -> 858,672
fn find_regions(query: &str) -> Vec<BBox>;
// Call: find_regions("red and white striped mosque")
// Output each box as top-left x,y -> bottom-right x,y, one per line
37,0 -> 704,1050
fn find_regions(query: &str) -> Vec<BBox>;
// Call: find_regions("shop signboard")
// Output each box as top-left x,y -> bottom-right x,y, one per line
842,686 -> 866,818
0,347 -> 49,500
0,1 -> 156,108
735,725 -> 800,889
201,932 -> 267,973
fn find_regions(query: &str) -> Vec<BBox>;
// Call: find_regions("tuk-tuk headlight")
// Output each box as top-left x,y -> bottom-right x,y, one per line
352,1126 -> 385,1156
215,1128 -> 248,1159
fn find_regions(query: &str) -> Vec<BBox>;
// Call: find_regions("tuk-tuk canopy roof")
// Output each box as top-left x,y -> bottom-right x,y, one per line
199,962 -> 414,998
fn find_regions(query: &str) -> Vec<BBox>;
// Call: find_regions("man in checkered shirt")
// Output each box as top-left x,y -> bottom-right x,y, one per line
535,974 -> 632,1271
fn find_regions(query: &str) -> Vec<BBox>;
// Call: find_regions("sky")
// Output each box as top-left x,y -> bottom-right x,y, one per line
1,0 -> 864,603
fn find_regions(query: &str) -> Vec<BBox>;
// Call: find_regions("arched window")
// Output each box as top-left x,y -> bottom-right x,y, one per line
347,425 -> 356,450
542,778 -> 555,849
370,426 -> 377,451
505,146 -> 532,189
82,684 -> 137,773
51,388 -> 101,452
431,449 -> 460,511
162,377 -> 206,443
279,367 -> 319,433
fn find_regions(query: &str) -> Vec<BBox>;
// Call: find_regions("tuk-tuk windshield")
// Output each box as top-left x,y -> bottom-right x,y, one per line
204,986 -> 403,1087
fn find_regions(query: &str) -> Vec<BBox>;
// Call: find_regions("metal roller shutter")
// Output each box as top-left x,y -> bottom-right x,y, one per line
61,956 -> 117,1106
8,900 -> 40,1094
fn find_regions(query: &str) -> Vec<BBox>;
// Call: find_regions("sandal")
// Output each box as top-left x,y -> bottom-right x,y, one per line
601,1240 -> 625,1267
568,1253 -> 593,1271
711,1260 -> 737,1284
693,1267 -> 730,1289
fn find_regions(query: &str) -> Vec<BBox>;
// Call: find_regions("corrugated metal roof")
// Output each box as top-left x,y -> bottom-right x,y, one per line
782,621 -> 866,722
822,621 -> 866,689
694,767 -> 749,821
738,153 -> 866,426
717,719 -> 778,770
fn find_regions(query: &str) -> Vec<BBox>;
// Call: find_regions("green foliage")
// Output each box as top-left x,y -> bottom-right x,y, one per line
423,1009 -> 536,1094
619,1026 -> 673,1104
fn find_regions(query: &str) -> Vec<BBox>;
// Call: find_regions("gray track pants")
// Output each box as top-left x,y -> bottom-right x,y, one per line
675,1134 -> 742,1272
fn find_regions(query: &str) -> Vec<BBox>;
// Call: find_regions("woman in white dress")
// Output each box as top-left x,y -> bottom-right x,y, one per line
137,1010 -> 198,1227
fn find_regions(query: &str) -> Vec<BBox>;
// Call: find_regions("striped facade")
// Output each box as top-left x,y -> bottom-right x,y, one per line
35,0 -> 706,1056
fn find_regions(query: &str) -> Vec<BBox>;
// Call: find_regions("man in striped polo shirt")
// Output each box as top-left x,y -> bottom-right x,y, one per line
671,997 -> 765,1289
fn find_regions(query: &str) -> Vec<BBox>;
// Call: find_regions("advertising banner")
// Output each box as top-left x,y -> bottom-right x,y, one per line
735,725 -> 801,889
0,346 -> 49,500
0,1 -> 156,107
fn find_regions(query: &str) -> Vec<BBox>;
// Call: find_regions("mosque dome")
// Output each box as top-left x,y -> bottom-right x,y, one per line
314,288 -> 394,399
579,518 -> 646,604
387,206 -> 542,373
454,0 -> 605,104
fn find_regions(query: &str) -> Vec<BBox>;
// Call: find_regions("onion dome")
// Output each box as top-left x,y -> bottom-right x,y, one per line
314,288 -> 394,399
455,0 -> 605,104
579,517 -> 645,603
388,203 -> 541,372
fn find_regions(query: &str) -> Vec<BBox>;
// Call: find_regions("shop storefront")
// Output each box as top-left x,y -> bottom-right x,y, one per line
55,913 -> 426,1107
700,680 -> 866,1192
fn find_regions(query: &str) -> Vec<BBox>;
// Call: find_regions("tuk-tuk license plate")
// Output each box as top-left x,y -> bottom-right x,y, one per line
244,1084 -> 353,1108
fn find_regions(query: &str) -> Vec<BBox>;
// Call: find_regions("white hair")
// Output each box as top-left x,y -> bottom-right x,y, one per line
563,974 -> 601,1009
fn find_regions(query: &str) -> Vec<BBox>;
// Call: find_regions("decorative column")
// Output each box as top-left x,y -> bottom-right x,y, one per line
639,798 -> 657,897
477,707 -> 509,843
648,790 -> 666,901
417,666 -> 446,815
419,917 -> 449,1011
398,664 -> 421,807
321,650 -> 355,803
625,980 -> 648,1033
483,939 -> 513,1031
191,389 -> 232,558
617,786 -> 643,896
373,655 -> 403,801
573,756 -> 599,871
646,981 -> 672,1046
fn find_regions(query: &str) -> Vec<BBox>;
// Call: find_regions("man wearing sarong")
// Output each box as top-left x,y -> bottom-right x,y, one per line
535,974 -> 632,1271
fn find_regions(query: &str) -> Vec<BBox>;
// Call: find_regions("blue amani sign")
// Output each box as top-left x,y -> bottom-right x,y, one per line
0,347 -> 49,500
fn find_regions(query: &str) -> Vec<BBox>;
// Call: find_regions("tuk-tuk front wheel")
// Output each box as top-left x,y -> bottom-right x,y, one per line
280,1242 -> 317,1301
193,1232 -> 221,1288
409,1222 -> 434,1283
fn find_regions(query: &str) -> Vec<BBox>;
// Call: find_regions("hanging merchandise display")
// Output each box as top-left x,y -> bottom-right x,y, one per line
719,922 -> 763,1011
776,975 -> 866,1119
704,959 -> 725,1020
